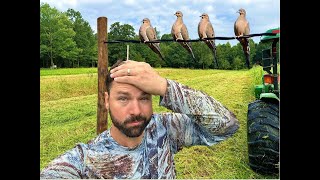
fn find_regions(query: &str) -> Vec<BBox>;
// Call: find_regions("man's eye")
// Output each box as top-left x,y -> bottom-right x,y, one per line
118,97 -> 128,101
140,97 -> 150,101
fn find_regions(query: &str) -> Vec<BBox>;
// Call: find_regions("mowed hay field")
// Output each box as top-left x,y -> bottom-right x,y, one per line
40,66 -> 279,179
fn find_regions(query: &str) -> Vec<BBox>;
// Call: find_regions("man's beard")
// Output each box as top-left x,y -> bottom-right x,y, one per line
110,110 -> 151,137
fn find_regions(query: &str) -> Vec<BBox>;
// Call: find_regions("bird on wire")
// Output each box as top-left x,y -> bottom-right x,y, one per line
139,18 -> 164,60
171,11 -> 196,60
198,13 -> 219,68
234,8 -> 251,69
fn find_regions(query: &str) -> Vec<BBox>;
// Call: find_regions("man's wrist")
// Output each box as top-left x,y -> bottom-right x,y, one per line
159,77 -> 168,97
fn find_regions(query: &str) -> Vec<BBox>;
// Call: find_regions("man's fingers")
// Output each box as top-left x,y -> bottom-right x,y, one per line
110,60 -> 146,77
114,76 -> 136,84
110,60 -> 135,74
110,65 -> 124,74
109,61 -> 128,73
111,68 -> 137,78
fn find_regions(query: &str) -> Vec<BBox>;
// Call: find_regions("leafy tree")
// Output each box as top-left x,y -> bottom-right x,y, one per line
232,56 -> 245,70
231,43 -> 245,69
66,9 -> 96,67
164,43 -> 190,68
40,3 -> 79,68
248,39 -> 257,66
161,34 -> 172,40
216,42 -> 233,68
192,42 -> 213,69
218,58 -> 232,70
108,22 -> 136,65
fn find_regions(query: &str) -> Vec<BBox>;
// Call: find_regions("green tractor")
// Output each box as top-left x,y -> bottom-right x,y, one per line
247,27 -> 280,174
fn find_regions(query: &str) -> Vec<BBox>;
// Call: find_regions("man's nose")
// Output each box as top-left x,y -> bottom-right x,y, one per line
128,100 -> 142,116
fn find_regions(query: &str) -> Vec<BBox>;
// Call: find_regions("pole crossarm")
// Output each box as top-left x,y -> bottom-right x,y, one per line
104,32 -> 277,44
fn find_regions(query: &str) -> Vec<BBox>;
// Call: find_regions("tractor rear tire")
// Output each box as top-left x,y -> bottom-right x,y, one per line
247,99 -> 279,174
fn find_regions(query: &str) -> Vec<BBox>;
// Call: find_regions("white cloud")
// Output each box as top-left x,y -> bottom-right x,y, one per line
40,0 -> 77,10
124,0 -> 135,5
204,5 -> 214,13
229,0 -> 252,5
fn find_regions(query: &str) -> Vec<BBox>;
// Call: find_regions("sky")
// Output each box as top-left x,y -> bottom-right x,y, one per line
40,0 -> 280,46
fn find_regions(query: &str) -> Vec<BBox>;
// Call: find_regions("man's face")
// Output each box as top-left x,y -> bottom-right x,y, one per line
105,81 -> 153,137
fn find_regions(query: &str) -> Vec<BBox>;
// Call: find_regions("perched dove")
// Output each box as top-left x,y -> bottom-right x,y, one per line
171,11 -> 195,60
198,13 -> 218,68
139,18 -> 164,60
234,8 -> 250,68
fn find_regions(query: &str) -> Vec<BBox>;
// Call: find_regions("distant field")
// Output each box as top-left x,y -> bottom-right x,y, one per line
40,66 -> 278,179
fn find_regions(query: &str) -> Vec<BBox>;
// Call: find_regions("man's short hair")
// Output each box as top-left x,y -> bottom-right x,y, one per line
105,60 -> 126,94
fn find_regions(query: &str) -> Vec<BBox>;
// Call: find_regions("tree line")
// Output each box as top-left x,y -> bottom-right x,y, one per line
40,3 -> 279,70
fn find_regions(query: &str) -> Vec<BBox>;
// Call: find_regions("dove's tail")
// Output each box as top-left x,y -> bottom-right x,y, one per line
150,43 -> 165,61
213,48 -> 219,69
245,42 -> 250,69
158,52 -> 165,61
245,53 -> 250,69
190,49 -> 195,60
209,41 -> 219,69
241,38 -> 251,69
183,42 -> 196,60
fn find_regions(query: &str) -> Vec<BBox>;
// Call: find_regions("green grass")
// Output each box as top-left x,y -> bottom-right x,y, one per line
40,67 -> 97,76
40,66 -> 278,179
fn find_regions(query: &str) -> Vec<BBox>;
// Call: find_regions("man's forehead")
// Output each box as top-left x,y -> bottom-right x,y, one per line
110,82 -> 150,96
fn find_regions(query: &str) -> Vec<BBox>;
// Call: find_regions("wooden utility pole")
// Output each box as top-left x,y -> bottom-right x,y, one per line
97,17 -> 108,134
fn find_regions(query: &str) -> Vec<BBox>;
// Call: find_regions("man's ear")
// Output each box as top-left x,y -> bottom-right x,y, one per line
104,92 -> 109,110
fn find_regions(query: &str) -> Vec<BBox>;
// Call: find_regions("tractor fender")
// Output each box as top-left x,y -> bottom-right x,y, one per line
260,93 -> 279,101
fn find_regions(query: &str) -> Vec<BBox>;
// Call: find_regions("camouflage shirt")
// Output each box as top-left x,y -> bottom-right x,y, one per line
40,79 -> 239,179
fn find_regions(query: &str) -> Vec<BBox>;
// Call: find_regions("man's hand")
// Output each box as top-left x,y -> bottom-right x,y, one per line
110,60 -> 167,96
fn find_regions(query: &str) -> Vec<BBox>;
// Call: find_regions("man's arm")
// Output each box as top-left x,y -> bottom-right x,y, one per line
40,144 -> 85,179
159,79 -> 239,152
